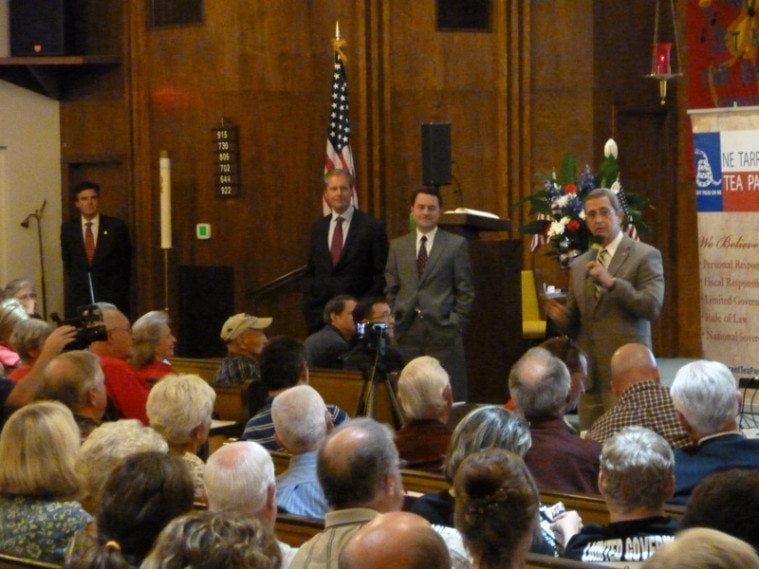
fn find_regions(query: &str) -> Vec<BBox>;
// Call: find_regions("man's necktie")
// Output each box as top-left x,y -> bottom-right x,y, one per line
595,248 -> 609,299
330,216 -> 344,266
417,235 -> 428,276
85,221 -> 95,264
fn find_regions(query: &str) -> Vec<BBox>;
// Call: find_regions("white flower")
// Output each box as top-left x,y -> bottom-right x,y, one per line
556,195 -> 571,208
604,138 -> 618,159
610,180 -> 621,193
548,219 -> 567,237
579,210 -> 586,220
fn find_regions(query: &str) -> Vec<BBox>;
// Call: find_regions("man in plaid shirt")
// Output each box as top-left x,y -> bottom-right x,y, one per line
586,343 -> 689,448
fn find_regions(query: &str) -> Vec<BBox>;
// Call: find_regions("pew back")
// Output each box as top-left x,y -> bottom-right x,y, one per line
0,554 -> 61,569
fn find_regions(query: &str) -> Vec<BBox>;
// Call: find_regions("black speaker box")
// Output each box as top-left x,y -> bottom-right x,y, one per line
177,265 -> 234,357
9,0 -> 71,56
421,123 -> 452,187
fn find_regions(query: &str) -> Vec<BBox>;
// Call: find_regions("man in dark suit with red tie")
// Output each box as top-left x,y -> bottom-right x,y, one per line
61,181 -> 132,317
302,169 -> 388,333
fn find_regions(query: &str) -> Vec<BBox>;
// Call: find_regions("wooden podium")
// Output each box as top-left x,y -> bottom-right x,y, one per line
440,212 -> 523,404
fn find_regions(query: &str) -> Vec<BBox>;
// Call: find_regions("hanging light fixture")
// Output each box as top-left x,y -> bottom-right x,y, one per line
646,0 -> 683,105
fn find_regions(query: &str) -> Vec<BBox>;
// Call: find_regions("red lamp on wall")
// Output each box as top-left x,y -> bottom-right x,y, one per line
646,0 -> 682,105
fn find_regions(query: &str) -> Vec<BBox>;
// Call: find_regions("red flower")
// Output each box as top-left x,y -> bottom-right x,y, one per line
566,219 -> 581,232
565,184 -> 578,194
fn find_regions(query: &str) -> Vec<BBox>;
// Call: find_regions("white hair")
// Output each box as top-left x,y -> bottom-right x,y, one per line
76,419 -> 168,508
670,360 -> 738,435
147,374 -> 216,445
398,356 -> 450,420
272,385 -> 327,453
205,442 -> 274,516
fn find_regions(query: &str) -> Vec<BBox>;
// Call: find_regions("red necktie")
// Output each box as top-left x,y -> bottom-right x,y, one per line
331,216 -> 344,266
85,221 -> 95,264
417,235 -> 428,276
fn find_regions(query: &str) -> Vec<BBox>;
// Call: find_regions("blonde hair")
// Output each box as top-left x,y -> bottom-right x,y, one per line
0,401 -> 81,497
398,356 -> 450,420
147,374 -> 216,445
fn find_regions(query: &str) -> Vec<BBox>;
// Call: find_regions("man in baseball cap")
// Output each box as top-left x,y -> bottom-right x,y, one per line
213,313 -> 272,389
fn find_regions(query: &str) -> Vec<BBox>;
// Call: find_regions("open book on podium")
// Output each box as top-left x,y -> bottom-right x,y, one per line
441,207 -> 511,237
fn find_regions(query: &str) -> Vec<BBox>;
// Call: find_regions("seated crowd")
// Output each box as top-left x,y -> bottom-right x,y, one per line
0,283 -> 758,569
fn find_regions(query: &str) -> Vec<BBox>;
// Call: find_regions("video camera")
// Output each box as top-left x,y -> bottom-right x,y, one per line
355,321 -> 389,354
51,304 -> 108,350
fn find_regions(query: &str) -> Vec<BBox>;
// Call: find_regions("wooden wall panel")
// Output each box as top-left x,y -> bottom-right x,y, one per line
54,0 -> 700,360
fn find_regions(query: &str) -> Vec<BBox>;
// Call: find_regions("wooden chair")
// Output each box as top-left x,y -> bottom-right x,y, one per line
522,269 -> 547,339
0,554 -> 61,569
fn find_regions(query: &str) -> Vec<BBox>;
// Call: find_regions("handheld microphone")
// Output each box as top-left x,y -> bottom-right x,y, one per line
589,236 -> 604,262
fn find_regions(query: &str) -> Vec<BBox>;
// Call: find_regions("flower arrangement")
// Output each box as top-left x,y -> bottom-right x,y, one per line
517,139 -> 650,268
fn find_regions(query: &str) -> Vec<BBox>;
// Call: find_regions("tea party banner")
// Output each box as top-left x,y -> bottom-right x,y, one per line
689,107 -> 759,379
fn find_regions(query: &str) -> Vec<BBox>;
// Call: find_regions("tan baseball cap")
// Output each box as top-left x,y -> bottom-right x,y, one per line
220,313 -> 273,341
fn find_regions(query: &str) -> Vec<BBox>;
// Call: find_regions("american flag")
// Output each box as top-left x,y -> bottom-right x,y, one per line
324,49 -> 357,213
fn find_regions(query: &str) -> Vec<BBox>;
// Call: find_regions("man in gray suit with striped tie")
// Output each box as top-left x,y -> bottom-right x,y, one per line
385,188 -> 475,401
546,188 -> 664,430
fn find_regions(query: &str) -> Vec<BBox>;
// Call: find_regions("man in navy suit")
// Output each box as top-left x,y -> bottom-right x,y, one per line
669,360 -> 759,505
61,181 -> 132,317
385,188 -> 475,400
303,169 -> 389,333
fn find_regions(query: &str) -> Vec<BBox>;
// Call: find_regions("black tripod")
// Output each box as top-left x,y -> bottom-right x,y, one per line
350,329 -> 404,429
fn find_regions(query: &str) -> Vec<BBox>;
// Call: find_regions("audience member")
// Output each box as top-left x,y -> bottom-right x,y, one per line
290,418 -> 404,569
213,312 -> 272,386
304,295 -> 357,369
40,350 -> 108,439
0,401 -> 92,563
241,336 -> 347,450
0,298 -> 28,368
338,511 -> 451,569
394,356 -> 453,472
272,385 -> 330,518
642,527 -> 759,569
680,468 -> 759,551
557,427 -> 678,564
146,373 -> 215,502
509,347 -> 601,494
76,419 -> 168,514
410,405 -> 563,557
454,448 -> 539,569
129,310 -> 176,386
8,318 -> 51,381
2,277 -> 39,316
669,359 -> 759,504
204,441 -> 298,567
587,343 -> 689,448
537,336 -> 586,415
65,451 -> 194,569
141,510 -> 282,569
89,303 -> 149,423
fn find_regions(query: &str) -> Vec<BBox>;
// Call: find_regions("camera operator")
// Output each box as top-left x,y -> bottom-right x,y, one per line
343,297 -> 405,378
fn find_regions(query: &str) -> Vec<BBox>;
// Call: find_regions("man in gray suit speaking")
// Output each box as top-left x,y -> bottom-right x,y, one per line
546,188 -> 664,430
385,188 -> 474,401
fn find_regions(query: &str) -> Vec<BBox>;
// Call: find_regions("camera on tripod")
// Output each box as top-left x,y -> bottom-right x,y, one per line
355,321 -> 389,353
51,304 -> 108,350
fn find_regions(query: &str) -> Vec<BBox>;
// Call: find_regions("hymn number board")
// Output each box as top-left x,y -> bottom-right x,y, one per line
213,120 -> 241,198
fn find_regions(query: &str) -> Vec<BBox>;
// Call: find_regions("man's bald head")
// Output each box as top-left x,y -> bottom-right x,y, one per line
318,418 -> 403,512
610,343 -> 660,397
338,512 -> 450,569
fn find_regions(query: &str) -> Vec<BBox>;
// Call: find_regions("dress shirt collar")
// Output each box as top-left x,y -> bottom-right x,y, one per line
698,430 -> 743,445
81,213 -> 100,231
416,226 -> 438,251
603,230 -> 624,259
331,205 -> 354,223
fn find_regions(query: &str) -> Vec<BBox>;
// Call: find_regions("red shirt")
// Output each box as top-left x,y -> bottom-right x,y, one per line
98,354 -> 150,424
132,359 -> 174,389
8,365 -> 31,383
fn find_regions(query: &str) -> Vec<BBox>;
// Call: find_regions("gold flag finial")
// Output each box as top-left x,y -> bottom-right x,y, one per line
332,21 -> 347,61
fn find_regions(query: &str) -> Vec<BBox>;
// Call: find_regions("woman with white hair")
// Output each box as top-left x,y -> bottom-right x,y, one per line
129,310 -> 177,386
0,401 -> 92,562
2,278 -> 39,317
146,373 -> 216,502
0,298 -> 28,369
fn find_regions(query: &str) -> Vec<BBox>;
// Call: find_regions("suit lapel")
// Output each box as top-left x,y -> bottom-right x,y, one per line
606,237 -> 632,276
402,233 -> 421,284
419,230 -> 445,284
337,211 -> 363,267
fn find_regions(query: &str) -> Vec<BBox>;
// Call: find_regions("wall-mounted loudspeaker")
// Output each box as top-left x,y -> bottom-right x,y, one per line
9,0 -> 71,56
421,123 -> 452,187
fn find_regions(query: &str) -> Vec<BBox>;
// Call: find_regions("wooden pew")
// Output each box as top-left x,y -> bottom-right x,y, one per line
0,554 -> 60,569
271,450 -> 292,475
401,468 -> 449,494
172,356 -> 222,382
309,368 -> 395,426
525,553 -> 608,569
275,513 -> 324,547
